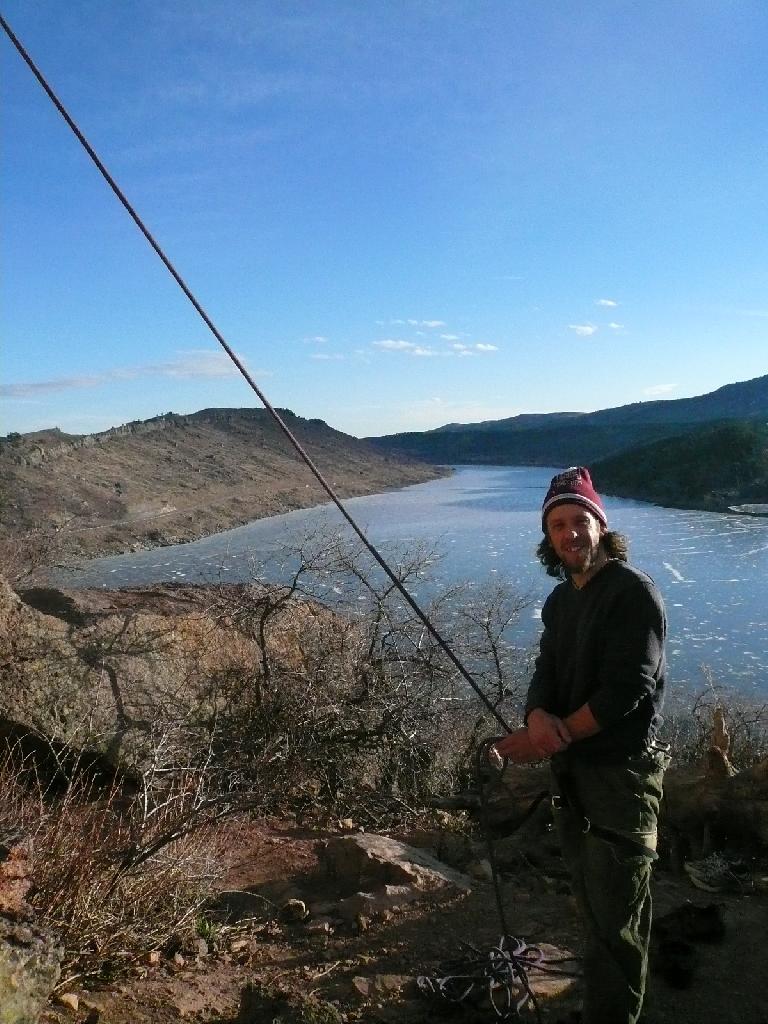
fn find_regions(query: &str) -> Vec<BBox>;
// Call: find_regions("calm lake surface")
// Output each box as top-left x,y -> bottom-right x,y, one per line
53,466 -> 768,697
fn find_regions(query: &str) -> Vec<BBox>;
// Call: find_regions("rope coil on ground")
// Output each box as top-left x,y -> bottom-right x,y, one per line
417,935 -> 548,1019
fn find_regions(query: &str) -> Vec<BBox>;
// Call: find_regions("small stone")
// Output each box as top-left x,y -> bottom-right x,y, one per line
172,951 -> 185,967
467,858 -> 493,881
373,974 -> 411,995
356,913 -> 371,933
147,949 -> 161,965
352,976 -> 372,998
195,937 -> 209,957
338,818 -> 355,830
281,898 -> 308,922
230,938 -> 251,953
56,992 -> 79,1011
306,917 -> 334,935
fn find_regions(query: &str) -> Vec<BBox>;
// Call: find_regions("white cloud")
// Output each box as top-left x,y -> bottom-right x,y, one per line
403,319 -> 446,328
451,342 -> 469,351
372,338 -> 443,357
568,324 -> 597,337
642,383 -> 678,397
310,352 -> 344,361
475,343 -> 498,352
373,339 -> 416,351
0,350 -> 250,398
596,298 -> 618,307
608,322 -> 625,330
440,334 -> 460,341
159,351 -> 244,378
304,335 -> 328,343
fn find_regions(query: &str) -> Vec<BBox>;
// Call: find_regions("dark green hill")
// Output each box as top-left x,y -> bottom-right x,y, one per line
367,421 -> 702,467
368,374 -> 768,465
591,420 -> 768,511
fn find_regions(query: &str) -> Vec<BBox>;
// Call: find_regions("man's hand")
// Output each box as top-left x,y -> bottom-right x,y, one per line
492,727 -> 539,763
526,708 -> 572,757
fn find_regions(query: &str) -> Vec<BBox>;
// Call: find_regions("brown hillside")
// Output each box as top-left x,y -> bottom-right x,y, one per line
0,408 -> 446,562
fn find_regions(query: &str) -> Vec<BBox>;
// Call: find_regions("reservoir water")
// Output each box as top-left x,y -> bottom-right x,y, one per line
53,465 -> 768,697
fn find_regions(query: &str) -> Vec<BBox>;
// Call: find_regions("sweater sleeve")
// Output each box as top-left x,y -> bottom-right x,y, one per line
587,580 -> 666,727
524,591 -> 558,719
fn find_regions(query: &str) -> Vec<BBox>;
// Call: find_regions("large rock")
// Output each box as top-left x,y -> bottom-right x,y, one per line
0,579 -> 265,776
0,838 -> 62,1024
0,920 -> 63,1024
321,834 -> 473,893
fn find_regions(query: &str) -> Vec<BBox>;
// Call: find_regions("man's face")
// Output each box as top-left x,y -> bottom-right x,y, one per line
545,502 -> 605,576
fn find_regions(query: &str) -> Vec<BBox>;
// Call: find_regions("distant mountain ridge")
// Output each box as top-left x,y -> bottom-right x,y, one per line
367,374 -> 768,466
0,407 -> 445,562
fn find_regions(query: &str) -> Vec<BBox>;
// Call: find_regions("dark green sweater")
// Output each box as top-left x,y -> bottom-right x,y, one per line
525,560 -> 666,761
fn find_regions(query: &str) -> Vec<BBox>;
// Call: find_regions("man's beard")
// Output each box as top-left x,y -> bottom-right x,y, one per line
561,541 -> 601,575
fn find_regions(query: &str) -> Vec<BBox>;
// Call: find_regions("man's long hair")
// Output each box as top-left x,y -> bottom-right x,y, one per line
536,531 -> 630,579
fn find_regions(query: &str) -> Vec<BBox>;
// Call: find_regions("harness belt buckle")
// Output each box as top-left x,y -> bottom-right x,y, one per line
551,794 -> 563,810
582,817 -> 591,835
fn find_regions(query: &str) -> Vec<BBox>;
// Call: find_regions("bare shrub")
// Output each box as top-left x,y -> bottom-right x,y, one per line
662,665 -> 768,768
0,744 -> 230,989
202,528 -> 533,824
0,526 -> 533,979
0,525 -> 67,585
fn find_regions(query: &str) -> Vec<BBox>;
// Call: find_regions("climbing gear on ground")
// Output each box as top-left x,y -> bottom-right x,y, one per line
417,936 -> 578,1020
683,852 -> 752,893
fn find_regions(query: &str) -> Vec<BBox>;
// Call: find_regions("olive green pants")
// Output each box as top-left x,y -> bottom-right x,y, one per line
551,747 -> 670,1024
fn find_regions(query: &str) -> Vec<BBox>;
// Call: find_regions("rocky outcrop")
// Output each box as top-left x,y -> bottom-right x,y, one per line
0,838 -> 62,1024
321,833 -> 474,893
0,579 -> 262,776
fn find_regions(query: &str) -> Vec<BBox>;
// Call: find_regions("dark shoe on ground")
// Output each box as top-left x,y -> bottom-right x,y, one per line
683,853 -> 753,894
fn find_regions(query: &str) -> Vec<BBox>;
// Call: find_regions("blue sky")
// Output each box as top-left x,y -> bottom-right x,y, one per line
2,1 -> 767,439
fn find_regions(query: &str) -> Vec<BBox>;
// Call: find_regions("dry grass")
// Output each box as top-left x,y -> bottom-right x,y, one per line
662,667 -> 768,768
0,747 -> 229,989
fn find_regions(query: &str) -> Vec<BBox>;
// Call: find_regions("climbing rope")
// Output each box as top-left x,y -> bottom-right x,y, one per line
0,23 -> 588,1019
417,935 -> 548,1020
0,12 -> 511,733
415,740 -> 576,1021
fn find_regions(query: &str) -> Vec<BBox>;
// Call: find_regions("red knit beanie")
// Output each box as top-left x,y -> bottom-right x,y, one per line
541,466 -> 608,531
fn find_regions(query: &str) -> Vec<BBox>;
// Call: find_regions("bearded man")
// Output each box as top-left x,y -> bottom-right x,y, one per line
495,466 -> 669,1024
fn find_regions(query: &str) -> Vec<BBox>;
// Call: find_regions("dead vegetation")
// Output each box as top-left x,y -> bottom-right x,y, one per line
2,531 -> 768,1012
0,530 -> 533,991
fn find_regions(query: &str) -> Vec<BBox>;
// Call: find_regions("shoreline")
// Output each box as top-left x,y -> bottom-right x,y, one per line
35,466 -> 453,584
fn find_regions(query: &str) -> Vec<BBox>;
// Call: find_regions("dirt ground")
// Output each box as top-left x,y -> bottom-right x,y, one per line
39,816 -> 768,1024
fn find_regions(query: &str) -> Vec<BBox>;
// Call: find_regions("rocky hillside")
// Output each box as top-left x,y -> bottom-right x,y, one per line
0,408 -> 445,562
